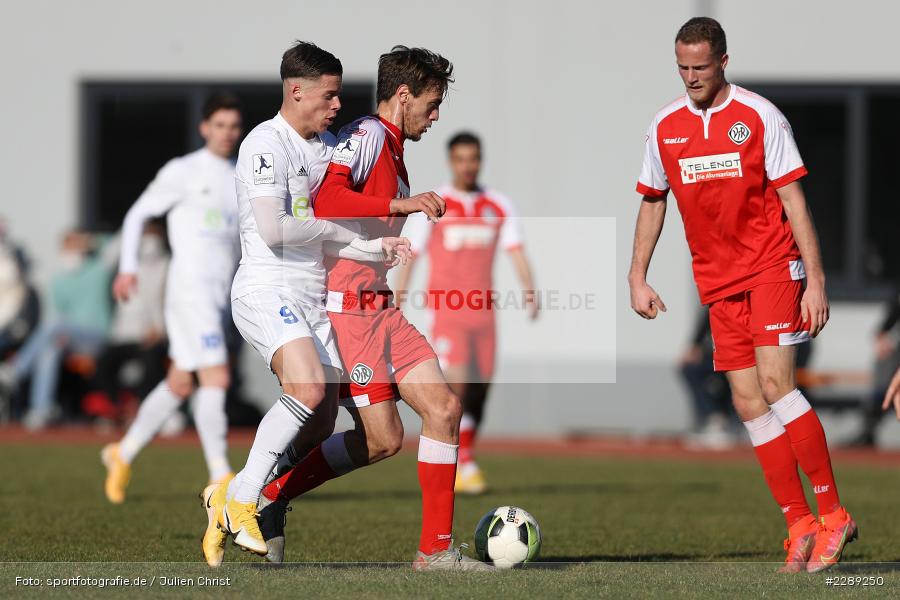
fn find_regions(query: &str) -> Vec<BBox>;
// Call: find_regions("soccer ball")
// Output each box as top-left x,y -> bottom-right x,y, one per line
473,506 -> 542,568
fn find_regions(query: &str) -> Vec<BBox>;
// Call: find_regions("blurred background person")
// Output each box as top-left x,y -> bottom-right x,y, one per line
101,92 -> 242,504
0,217 -> 41,421
93,222 -> 169,425
852,293 -> 900,446
396,131 -> 538,494
679,306 -> 737,450
0,229 -> 112,430
0,217 -> 40,361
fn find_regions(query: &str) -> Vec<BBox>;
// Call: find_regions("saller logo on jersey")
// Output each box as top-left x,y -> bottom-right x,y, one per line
253,153 -> 275,185
679,152 -> 743,184
728,122 -> 751,145
350,363 -> 374,386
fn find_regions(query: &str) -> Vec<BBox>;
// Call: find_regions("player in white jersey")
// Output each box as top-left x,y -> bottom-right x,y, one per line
102,93 -> 244,504
199,41 -> 411,565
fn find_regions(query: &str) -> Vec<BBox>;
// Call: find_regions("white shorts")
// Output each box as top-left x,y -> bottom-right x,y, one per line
165,298 -> 229,372
231,290 -> 342,371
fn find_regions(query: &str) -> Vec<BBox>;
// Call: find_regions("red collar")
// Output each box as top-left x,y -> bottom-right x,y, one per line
376,115 -> 405,146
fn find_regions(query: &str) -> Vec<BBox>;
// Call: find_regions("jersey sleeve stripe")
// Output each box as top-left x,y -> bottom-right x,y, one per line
636,182 -> 668,197
769,165 -> 808,189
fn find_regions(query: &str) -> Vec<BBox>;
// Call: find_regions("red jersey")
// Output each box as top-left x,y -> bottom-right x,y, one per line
404,184 -> 523,323
315,116 -> 409,314
636,85 -> 808,304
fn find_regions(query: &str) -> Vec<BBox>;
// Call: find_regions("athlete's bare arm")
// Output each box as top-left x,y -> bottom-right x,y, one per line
627,195 -> 669,320
392,255 -> 418,308
882,366 -> 900,420
777,181 -> 829,337
508,247 -> 539,320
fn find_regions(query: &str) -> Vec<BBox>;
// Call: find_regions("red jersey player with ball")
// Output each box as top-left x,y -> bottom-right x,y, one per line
628,18 -> 856,573
259,46 -> 490,570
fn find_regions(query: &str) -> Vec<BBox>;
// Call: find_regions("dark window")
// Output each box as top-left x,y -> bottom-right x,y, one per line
81,81 -> 374,231
742,83 -> 899,301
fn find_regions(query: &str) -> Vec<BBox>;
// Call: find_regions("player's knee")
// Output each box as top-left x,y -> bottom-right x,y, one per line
758,374 -> 792,404
199,370 -> 230,390
166,375 -> 193,399
282,381 -> 326,411
731,392 -> 764,421
423,388 -> 462,432
368,426 -> 404,462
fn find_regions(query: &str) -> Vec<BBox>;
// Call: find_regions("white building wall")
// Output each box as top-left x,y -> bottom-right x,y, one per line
1,0 -> 896,434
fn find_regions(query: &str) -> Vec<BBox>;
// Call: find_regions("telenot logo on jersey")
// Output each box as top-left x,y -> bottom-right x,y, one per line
332,138 -> 360,166
679,152 -> 743,184
253,153 -> 275,184
350,363 -> 374,386
727,122 -> 751,145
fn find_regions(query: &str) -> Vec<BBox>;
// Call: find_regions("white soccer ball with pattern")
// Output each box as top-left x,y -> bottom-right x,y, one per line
473,506 -> 542,568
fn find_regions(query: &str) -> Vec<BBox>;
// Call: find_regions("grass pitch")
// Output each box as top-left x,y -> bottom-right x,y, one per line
2,441 -> 900,598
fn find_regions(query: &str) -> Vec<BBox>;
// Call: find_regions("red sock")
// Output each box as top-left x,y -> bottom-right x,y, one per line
745,410 -> 812,527
262,445 -> 337,502
753,433 -> 813,527
417,436 -> 458,554
782,411 -> 841,515
458,430 -> 475,465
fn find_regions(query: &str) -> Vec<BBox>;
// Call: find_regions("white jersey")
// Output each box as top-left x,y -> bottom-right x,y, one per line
119,147 -> 240,298
231,112 -> 336,306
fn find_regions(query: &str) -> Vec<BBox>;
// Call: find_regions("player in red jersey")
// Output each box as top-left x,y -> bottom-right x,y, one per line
256,46 -> 490,570
394,131 -> 539,495
628,18 -> 856,573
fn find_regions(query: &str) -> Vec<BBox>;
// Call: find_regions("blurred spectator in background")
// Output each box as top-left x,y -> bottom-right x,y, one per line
679,306 -> 736,450
93,222 -> 169,423
0,229 -> 112,430
0,217 -> 41,422
852,293 -> 900,445
0,217 -> 40,359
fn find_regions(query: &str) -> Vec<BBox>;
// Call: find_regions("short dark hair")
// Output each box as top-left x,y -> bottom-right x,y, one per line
447,131 -> 481,153
202,92 -> 241,120
376,45 -> 454,104
280,41 -> 343,81
675,17 -> 727,57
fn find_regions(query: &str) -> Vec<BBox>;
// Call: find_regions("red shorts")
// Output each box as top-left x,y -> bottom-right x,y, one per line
330,308 -> 437,407
708,280 -> 810,372
431,315 -> 496,379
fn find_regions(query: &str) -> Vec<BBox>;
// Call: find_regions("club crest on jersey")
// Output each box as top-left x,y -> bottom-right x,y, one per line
350,363 -> 374,386
253,153 -> 275,184
727,122 -> 751,145
478,205 -> 499,224
332,138 -> 360,166
679,152 -> 743,184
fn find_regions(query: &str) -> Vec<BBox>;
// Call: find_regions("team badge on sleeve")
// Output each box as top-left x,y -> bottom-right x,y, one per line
332,138 -> 360,166
728,122 -> 751,145
253,153 -> 275,184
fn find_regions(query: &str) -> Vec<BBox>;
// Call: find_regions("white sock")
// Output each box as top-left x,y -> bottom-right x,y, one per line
119,381 -> 183,463
321,431 -> 357,475
226,471 -> 242,502
769,389 -> 812,426
417,435 -> 459,464
742,410 -> 786,447
234,394 -> 314,504
192,387 -> 232,482
460,412 -> 476,434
